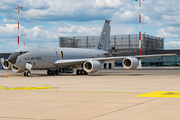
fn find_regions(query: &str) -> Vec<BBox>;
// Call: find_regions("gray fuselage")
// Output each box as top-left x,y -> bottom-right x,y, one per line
14,46 -> 107,70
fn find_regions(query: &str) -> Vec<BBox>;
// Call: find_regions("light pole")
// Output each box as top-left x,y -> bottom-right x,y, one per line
15,6 -> 23,48
135,0 -> 142,70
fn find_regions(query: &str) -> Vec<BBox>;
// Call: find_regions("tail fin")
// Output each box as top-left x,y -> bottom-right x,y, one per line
95,20 -> 111,51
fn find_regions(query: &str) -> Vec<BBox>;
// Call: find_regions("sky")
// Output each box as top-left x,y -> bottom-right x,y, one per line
0,0 -> 180,52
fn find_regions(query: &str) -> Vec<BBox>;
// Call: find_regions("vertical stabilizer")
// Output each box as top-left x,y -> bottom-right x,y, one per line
95,20 -> 111,51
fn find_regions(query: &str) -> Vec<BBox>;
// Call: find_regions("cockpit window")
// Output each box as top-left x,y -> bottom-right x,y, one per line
14,51 -> 28,55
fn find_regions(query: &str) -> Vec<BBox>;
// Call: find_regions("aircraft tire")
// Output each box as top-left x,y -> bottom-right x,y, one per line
47,70 -> 51,75
27,71 -> 31,77
80,69 -> 85,75
51,70 -> 55,76
54,70 -> 59,75
84,71 -> 88,75
76,69 -> 81,75
24,72 -> 27,76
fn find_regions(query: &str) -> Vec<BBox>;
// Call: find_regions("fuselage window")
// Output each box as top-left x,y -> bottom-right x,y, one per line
14,51 -> 27,55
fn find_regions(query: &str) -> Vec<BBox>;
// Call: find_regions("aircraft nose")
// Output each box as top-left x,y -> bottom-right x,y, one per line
8,54 -> 18,64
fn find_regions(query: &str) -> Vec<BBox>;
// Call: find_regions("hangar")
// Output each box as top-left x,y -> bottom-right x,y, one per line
59,34 -> 180,69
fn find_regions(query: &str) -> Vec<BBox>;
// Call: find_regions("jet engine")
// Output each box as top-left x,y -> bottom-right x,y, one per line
122,57 -> 139,70
2,60 -> 11,70
11,65 -> 24,73
83,61 -> 101,73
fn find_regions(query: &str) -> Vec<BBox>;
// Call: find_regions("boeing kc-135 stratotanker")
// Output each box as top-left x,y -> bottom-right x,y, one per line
3,20 -> 176,77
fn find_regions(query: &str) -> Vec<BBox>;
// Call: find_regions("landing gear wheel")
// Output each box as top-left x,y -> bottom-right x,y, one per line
24,72 -> 27,76
24,71 -> 31,77
54,70 -> 59,75
84,71 -> 88,75
80,69 -> 85,75
47,70 -> 51,75
76,69 -> 81,75
27,71 -> 31,77
51,70 -> 55,75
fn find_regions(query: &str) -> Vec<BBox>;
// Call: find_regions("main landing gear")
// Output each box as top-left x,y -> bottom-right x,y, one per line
24,70 -> 31,77
46,69 -> 88,76
47,69 -> 59,76
76,69 -> 88,75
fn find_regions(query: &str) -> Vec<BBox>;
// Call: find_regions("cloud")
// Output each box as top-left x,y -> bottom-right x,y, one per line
0,24 -> 19,38
0,20 -> 137,51
111,24 -> 136,35
0,0 -> 120,23
161,15 -> 180,26
0,0 -> 179,26
94,0 -> 122,9
2,18 -> 17,24
156,28 -> 178,38
165,41 -> 180,49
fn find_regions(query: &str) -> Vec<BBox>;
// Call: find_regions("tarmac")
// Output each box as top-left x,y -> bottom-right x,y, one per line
0,69 -> 180,120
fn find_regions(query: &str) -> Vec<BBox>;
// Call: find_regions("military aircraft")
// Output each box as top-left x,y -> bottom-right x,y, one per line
2,20 -> 176,77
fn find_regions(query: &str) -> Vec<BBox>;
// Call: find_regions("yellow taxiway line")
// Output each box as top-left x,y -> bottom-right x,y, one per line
136,91 -> 180,98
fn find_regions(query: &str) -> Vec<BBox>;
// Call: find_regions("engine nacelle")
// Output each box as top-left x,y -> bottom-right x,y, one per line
83,61 -> 101,73
122,57 -> 139,70
11,65 -> 24,73
2,60 -> 11,70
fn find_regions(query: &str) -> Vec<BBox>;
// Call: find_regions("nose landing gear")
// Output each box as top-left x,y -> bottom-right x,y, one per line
24,70 -> 31,77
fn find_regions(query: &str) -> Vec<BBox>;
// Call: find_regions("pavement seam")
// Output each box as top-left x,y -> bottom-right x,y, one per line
88,97 -> 160,120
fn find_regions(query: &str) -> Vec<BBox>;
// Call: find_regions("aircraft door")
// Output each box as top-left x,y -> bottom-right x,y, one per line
58,51 -> 64,59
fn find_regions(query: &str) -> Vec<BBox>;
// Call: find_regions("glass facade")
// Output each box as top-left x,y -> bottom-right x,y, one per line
115,56 -> 180,67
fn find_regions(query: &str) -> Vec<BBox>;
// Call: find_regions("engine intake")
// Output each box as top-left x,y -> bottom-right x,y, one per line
122,57 -> 139,70
2,60 -> 11,70
83,61 -> 101,73
11,65 -> 24,73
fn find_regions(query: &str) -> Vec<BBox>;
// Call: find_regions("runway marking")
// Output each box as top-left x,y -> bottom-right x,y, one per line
82,82 -> 93,84
61,83 -> 75,85
7,76 -> 24,78
99,81 -> 109,83
0,86 -> 56,90
136,91 -> 180,98
58,91 -> 144,94
113,80 -> 121,82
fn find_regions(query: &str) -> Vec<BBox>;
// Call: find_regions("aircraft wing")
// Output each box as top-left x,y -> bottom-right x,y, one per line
54,53 -> 176,66
54,59 -> 93,67
99,53 -> 177,61
104,51 -> 134,56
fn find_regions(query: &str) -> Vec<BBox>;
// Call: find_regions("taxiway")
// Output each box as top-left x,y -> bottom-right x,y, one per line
0,69 -> 180,120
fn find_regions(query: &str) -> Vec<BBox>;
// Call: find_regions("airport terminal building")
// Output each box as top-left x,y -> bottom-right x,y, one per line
59,34 -> 180,69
